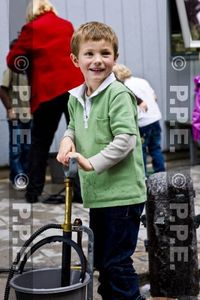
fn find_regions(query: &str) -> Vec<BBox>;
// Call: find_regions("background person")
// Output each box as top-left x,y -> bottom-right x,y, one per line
57,21 -> 146,300
192,75 -> 200,144
113,63 -> 165,176
1,39 -> 31,190
7,0 -> 84,203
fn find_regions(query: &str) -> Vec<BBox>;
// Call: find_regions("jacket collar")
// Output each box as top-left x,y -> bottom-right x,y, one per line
69,72 -> 116,103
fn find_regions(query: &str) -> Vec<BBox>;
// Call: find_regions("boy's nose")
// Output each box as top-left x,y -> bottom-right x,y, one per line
93,54 -> 102,63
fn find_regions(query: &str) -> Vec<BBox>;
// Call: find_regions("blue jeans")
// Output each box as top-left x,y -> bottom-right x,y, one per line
90,203 -> 144,300
139,121 -> 165,175
8,119 -> 32,183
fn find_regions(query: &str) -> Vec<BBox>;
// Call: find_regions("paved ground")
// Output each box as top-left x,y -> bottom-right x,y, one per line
0,163 -> 200,300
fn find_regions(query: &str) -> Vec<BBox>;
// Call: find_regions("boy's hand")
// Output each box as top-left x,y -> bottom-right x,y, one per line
7,108 -> 17,120
56,136 -> 76,165
66,152 -> 94,172
139,101 -> 148,112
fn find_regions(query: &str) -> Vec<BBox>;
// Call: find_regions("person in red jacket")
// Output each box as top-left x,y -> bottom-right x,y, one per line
7,0 -> 84,203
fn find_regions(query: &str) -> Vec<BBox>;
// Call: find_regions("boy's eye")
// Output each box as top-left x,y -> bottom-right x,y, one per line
102,51 -> 112,56
85,52 -> 93,56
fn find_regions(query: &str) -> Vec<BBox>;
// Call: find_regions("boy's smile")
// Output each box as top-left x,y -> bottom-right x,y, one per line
71,39 -> 117,96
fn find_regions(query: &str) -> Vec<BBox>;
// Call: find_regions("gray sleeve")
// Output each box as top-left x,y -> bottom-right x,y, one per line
63,128 -> 75,142
89,134 -> 136,174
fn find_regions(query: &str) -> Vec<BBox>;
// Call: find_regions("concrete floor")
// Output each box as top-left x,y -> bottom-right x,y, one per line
0,163 -> 200,300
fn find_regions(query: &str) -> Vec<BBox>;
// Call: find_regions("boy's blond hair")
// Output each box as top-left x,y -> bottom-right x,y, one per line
112,63 -> 132,82
71,21 -> 119,59
26,0 -> 57,22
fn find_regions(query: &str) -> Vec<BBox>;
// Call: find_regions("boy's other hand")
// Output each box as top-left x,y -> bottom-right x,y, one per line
56,136 -> 76,165
139,101 -> 148,112
66,152 -> 94,172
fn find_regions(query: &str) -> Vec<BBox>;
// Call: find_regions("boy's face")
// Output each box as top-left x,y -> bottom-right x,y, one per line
71,39 -> 117,95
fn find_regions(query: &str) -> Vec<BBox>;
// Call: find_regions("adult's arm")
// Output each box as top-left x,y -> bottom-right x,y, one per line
7,24 -> 32,73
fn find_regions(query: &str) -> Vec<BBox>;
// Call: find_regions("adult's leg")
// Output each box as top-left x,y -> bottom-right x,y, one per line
19,119 -> 32,175
148,121 -> 165,173
8,120 -> 24,184
26,93 -> 69,202
90,203 -> 144,300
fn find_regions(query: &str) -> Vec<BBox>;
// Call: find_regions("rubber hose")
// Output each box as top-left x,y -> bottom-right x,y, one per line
4,223 -> 62,300
18,235 -> 87,282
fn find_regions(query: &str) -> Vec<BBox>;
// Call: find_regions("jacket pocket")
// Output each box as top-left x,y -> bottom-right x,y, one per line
95,117 -> 113,144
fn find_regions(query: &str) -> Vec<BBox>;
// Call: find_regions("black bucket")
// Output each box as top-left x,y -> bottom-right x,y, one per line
10,268 -> 90,300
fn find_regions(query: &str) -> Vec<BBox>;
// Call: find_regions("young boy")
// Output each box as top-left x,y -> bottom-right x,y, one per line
57,21 -> 146,300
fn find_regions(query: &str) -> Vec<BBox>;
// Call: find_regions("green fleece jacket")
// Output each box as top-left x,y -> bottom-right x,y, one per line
68,80 -> 146,208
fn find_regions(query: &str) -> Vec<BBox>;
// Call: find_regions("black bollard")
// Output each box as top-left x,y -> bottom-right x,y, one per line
146,170 -> 199,298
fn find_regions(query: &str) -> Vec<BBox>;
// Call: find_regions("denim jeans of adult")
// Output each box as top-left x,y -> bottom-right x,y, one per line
90,203 -> 145,300
139,121 -> 165,175
8,119 -> 32,184
26,93 -> 69,198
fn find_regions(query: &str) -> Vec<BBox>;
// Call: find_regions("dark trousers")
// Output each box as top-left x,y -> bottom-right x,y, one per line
26,93 -> 69,197
90,203 -> 144,300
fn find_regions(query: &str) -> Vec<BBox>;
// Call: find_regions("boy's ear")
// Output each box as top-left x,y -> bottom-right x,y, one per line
114,53 -> 119,62
70,53 -> 79,67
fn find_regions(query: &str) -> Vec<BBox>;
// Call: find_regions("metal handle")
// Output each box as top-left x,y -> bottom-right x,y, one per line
63,157 -> 78,179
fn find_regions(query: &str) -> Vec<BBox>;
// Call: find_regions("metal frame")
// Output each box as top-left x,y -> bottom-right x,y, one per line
73,225 -> 94,300
176,0 -> 200,48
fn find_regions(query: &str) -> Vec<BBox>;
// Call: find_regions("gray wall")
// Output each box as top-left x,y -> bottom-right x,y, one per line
0,0 -> 199,166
